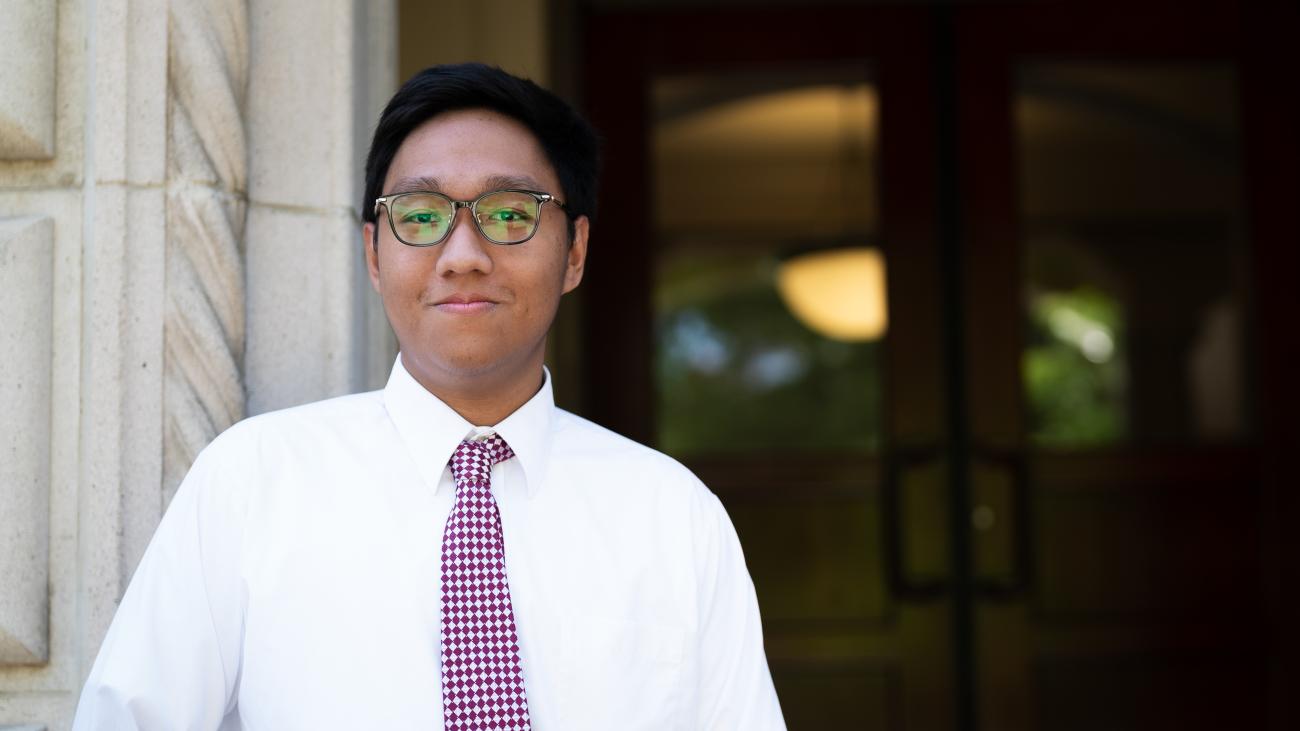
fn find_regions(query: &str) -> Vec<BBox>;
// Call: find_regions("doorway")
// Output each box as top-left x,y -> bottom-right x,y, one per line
578,2 -> 1297,729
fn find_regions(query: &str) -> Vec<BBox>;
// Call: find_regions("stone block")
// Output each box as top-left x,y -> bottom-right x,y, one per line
247,0 -> 353,211
244,204 -> 378,414
0,1 -> 57,159
0,216 -> 54,665
0,0 -> 87,190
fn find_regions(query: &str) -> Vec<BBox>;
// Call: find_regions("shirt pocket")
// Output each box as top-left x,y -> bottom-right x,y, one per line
555,614 -> 687,731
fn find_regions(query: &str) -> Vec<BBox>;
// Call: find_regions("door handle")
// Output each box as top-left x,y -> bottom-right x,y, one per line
883,444 -> 949,600
969,445 -> 1034,599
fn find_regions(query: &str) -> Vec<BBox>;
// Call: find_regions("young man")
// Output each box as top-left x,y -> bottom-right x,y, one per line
73,63 -> 786,730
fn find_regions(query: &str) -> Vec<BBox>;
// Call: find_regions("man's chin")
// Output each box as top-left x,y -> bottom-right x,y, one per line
404,349 -> 533,384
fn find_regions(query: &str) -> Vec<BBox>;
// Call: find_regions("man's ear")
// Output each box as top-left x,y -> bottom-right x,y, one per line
363,222 -> 381,293
562,215 -> 589,295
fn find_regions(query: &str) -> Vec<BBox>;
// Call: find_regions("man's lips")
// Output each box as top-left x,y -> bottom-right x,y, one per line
431,294 -> 499,313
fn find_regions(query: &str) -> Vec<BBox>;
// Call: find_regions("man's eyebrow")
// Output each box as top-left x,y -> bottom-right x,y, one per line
482,174 -> 546,192
385,174 -> 548,197
388,176 -> 442,195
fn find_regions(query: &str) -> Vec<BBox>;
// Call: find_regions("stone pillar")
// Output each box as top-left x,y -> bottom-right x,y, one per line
0,1 -> 395,727
163,0 -> 251,500
0,2 -> 169,727
244,0 -> 398,415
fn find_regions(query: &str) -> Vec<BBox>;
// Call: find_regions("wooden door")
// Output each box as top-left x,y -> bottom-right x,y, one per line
952,3 -> 1296,729
583,7 -> 955,728
578,2 -> 1297,729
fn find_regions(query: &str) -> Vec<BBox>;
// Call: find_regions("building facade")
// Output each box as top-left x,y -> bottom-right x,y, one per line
0,1 -> 519,726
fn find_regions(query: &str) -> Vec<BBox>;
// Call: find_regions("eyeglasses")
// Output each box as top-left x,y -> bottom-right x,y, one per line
373,189 -> 568,246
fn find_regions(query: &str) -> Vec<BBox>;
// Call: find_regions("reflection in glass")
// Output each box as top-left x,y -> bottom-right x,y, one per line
776,247 -> 888,342
1025,284 -> 1128,444
657,248 -> 881,455
1017,65 -> 1251,446
652,70 -> 883,456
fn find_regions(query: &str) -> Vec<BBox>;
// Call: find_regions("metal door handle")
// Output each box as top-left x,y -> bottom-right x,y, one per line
970,445 -> 1034,599
883,444 -> 949,600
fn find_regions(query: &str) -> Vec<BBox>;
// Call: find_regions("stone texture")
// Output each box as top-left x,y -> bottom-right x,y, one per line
100,0 -> 170,186
0,217 -> 54,666
246,0 -> 399,211
0,190 -> 82,701
0,686 -> 71,731
0,1 -> 56,159
243,0 -> 397,416
244,204 -> 382,412
246,0 -> 354,210
0,688 -> 69,730
0,0 -> 86,189
0,2 -> 397,727
77,0 -> 171,650
163,0 -> 249,498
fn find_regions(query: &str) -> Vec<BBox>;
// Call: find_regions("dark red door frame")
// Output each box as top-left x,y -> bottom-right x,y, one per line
954,2 -> 1299,727
581,5 -> 937,445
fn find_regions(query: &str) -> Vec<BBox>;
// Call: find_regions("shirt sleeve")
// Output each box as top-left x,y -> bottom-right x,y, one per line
693,489 -> 787,730
72,434 -> 249,730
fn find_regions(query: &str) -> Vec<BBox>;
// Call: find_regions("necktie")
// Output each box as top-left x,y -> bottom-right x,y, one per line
441,435 -> 532,731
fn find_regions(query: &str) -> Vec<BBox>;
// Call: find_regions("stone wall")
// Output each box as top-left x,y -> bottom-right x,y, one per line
0,1 -> 566,724
0,0 -> 396,727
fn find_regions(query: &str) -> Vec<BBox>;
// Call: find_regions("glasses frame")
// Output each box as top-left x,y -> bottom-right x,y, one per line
372,188 -> 568,247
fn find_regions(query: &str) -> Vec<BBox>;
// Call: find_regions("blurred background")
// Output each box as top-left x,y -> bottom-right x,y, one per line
510,2 -> 1300,728
1,0 -> 1296,729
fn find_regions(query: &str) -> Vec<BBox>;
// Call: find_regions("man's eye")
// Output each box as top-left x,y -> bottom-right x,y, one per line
487,208 -> 532,222
401,210 -> 440,224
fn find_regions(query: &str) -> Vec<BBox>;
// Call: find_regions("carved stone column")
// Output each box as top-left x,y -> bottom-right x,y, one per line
163,0 -> 249,499
0,1 -> 395,728
0,1 -> 171,728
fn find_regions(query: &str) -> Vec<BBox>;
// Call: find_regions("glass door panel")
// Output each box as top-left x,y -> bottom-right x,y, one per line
967,59 -> 1267,731
1018,64 -> 1252,447
653,70 -> 885,456
585,8 -> 951,729
651,67 -> 894,727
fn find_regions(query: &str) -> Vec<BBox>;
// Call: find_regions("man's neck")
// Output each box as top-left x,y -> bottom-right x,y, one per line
402,353 -> 545,426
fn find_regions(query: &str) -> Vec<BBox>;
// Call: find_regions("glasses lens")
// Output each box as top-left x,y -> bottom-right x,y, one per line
475,191 -> 540,243
390,193 -> 454,245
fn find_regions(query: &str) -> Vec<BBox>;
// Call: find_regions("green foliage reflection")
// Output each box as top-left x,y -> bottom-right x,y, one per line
656,251 -> 881,455
1024,286 -> 1128,445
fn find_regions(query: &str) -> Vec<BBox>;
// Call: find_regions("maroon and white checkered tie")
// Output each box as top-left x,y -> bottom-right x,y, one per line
440,436 -> 532,731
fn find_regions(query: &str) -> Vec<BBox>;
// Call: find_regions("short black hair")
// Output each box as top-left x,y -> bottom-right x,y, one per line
362,63 -> 600,241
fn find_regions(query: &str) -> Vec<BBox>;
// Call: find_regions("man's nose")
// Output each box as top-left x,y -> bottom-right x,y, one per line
434,208 -> 494,276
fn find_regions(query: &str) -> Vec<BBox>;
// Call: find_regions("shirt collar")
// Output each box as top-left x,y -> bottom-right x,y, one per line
382,355 -> 554,499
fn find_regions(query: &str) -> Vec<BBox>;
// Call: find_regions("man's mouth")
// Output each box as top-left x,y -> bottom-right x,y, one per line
432,294 -> 498,313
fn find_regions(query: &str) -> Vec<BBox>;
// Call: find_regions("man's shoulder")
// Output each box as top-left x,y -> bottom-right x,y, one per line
550,408 -> 707,492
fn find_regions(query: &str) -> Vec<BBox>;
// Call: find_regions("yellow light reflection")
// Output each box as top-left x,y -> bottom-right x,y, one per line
776,247 -> 888,342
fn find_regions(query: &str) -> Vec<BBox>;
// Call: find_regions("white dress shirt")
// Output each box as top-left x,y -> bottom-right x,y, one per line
73,357 -> 786,730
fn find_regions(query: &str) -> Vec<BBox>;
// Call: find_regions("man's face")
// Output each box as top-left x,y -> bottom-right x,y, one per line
363,108 -> 588,392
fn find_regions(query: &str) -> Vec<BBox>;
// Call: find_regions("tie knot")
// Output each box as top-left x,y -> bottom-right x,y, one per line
449,434 -> 515,486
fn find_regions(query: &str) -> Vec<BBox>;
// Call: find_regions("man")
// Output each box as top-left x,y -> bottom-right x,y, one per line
73,63 -> 786,730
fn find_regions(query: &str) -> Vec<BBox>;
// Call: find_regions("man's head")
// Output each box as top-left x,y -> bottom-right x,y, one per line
361,64 -> 601,405
363,63 -> 600,244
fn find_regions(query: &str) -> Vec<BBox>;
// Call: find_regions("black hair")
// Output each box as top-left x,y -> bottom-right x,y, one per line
362,63 -> 601,243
